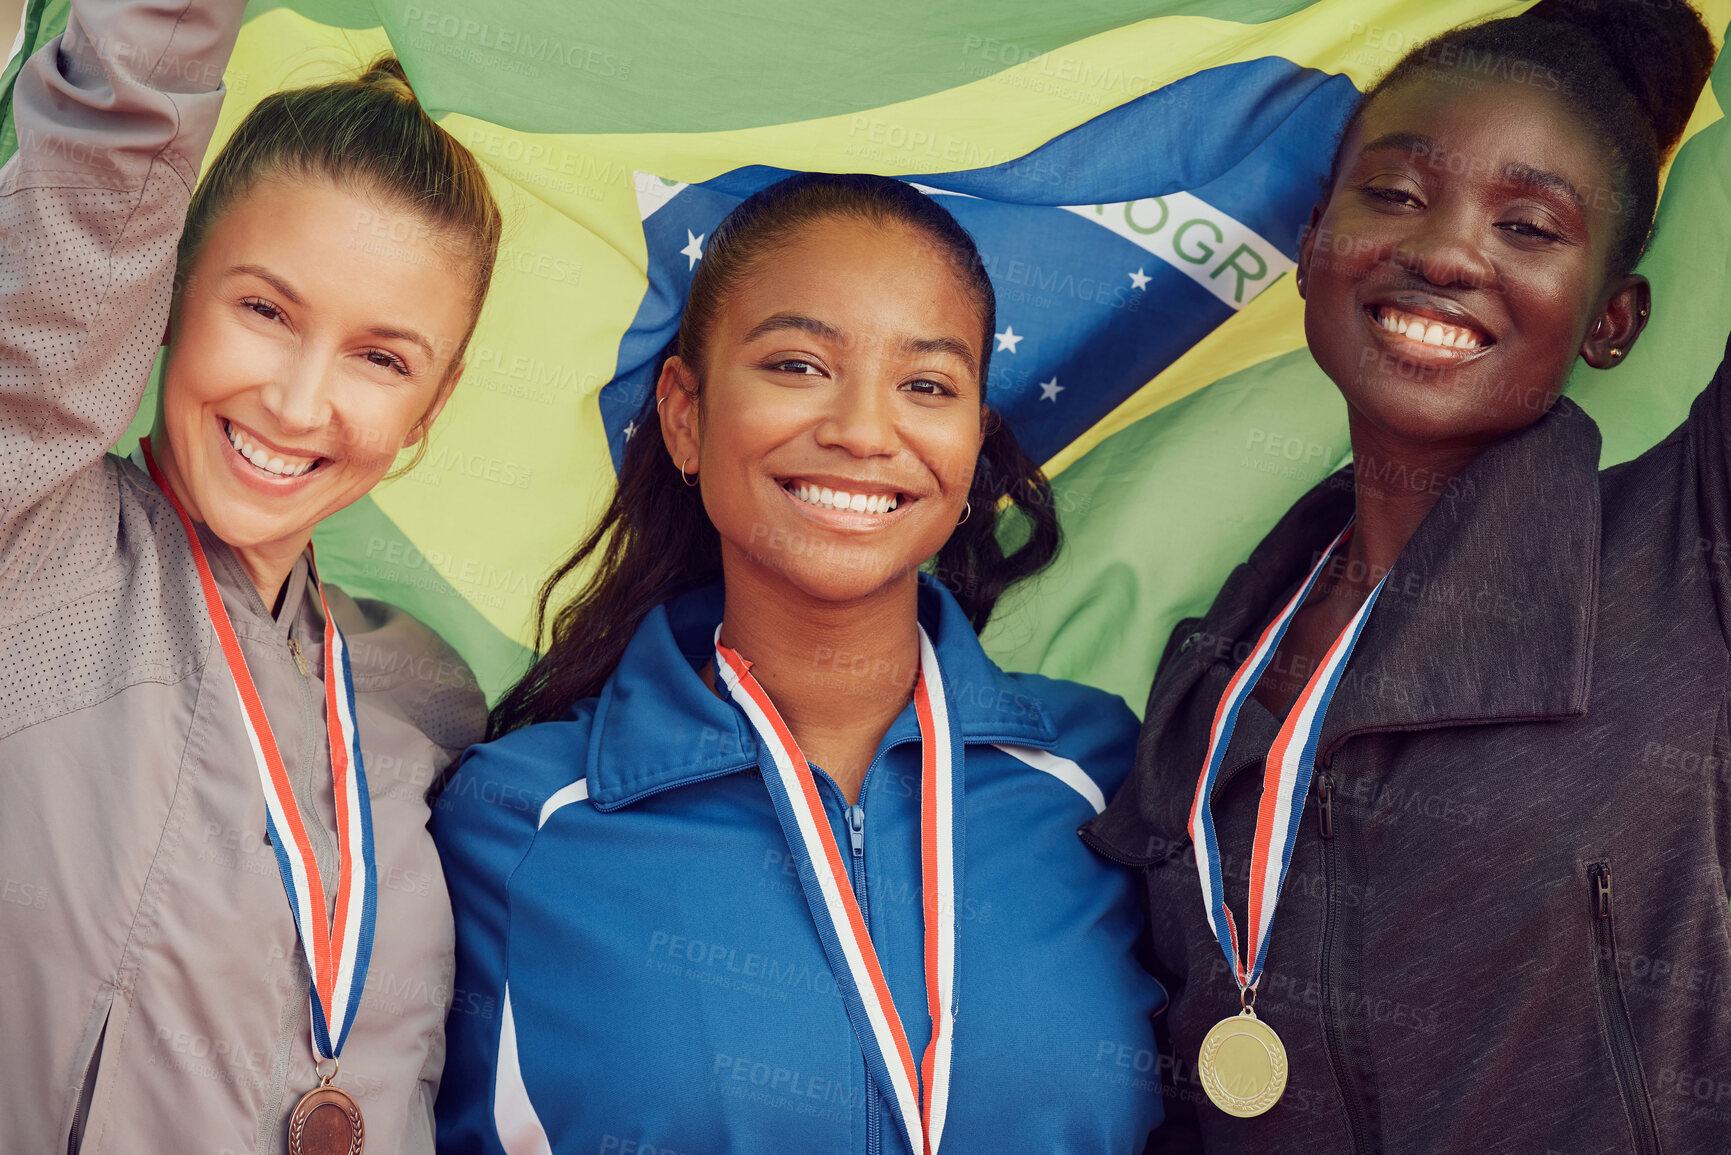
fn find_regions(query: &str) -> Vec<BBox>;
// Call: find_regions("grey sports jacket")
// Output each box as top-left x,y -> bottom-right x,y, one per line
0,3 -> 487,1153
1085,349 -> 1731,1153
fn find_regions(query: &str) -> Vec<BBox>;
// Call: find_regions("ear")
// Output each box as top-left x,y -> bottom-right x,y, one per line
1295,201 -> 1326,301
657,356 -> 701,476
404,364 -> 464,447
1580,274 -> 1651,370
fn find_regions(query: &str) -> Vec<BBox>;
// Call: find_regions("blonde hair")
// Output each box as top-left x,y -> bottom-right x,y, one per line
177,56 -> 503,363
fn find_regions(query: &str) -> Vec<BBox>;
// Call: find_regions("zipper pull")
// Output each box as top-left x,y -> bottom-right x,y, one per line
847,804 -> 866,857
1317,772 -> 1334,840
287,634 -> 313,678
1593,863 -> 1612,919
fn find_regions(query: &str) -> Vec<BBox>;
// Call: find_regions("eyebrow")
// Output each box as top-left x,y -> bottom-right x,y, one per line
900,335 -> 979,376
1500,161 -> 1583,207
1358,135 -> 1583,207
742,312 -> 843,345
1359,131 -> 1432,159
227,264 -> 437,360
227,263 -> 304,307
742,312 -> 979,374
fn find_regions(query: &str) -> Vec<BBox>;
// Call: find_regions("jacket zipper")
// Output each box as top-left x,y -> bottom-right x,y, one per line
1315,770 -> 1370,1154
287,633 -> 313,677
1588,861 -> 1661,1155
66,1010 -> 109,1154
847,803 -> 881,1155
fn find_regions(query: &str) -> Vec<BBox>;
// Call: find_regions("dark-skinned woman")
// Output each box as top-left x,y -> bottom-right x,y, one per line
1084,2 -> 1728,1152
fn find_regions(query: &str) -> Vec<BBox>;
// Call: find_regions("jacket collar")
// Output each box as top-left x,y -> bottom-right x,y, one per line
1319,396 -> 1601,748
586,574 -> 1058,809
126,445 -> 313,641
1086,397 -> 1603,862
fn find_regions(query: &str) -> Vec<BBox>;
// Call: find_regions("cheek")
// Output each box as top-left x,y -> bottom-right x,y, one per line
699,383 -> 807,480
1308,206 -> 1388,286
339,383 -> 434,470
162,343 -> 228,429
912,418 -> 984,500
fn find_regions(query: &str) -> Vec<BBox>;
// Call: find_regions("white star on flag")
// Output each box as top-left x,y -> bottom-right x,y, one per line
681,230 -> 706,269
1128,267 -> 1151,290
1038,377 -> 1064,402
623,419 -> 638,440
995,326 -> 1023,354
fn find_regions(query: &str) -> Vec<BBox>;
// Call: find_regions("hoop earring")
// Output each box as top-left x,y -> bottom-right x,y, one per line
679,456 -> 699,487
656,394 -> 668,413
956,500 -> 971,526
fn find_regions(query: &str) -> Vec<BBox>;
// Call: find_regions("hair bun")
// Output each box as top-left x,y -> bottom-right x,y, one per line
1526,0 -> 1715,156
357,55 -> 418,105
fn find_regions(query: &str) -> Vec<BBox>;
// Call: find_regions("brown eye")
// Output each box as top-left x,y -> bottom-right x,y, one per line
1498,219 -> 1561,242
902,378 -> 951,397
364,349 -> 411,376
1360,185 -> 1422,209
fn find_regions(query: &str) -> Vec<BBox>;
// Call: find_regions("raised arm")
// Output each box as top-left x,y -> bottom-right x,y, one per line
0,0 -> 243,562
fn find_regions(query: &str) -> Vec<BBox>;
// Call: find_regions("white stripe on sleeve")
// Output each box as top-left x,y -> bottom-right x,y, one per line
494,984 -> 553,1155
993,744 -> 1107,815
538,778 -> 590,829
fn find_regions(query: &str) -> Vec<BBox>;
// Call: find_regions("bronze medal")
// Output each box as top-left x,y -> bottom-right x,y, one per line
287,1080 -> 365,1155
1197,1008 -> 1288,1118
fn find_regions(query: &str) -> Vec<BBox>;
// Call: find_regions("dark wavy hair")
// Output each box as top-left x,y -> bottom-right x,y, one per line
1327,0 -> 1715,279
488,173 -> 1059,737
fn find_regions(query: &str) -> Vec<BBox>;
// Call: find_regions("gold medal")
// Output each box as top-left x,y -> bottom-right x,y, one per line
1197,1008 -> 1288,1117
287,1063 -> 365,1155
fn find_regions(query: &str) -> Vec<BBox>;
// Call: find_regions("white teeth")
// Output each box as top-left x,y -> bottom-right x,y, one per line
788,482 -> 899,514
224,421 -> 317,478
1376,307 -> 1483,351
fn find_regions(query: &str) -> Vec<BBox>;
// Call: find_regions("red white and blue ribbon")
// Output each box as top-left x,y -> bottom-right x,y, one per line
1189,522 -> 1386,992
143,439 -> 377,1062
715,626 -> 959,1155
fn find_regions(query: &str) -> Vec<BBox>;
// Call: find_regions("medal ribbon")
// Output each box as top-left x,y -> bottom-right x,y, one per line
1189,522 -> 1387,992
142,439 -> 377,1061
715,626 -> 959,1155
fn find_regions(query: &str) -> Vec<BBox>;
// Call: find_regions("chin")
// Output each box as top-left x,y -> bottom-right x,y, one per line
187,472 -> 322,552
1349,371 -> 1557,448
746,547 -> 921,604
200,508 -> 304,556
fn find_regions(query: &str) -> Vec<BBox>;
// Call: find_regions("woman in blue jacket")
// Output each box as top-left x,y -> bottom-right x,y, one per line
432,173 -> 1165,1153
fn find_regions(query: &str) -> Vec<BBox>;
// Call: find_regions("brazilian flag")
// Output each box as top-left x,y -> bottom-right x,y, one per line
5,0 -> 1728,707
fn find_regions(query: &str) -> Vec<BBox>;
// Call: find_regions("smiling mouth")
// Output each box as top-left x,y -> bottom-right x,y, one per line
1369,305 -> 1493,352
223,419 -> 324,480
782,480 -> 904,516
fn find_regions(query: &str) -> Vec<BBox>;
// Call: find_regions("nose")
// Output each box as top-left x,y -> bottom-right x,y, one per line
814,375 -> 900,459
257,348 -> 335,437
1390,208 -> 1497,292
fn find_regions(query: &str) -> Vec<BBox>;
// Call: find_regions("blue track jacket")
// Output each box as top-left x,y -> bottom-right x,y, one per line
433,578 -> 1165,1154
